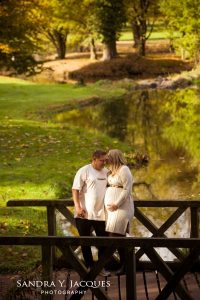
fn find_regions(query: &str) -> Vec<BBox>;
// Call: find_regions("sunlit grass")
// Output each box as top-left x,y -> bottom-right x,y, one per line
119,30 -> 181,41
0,76 -> 126,119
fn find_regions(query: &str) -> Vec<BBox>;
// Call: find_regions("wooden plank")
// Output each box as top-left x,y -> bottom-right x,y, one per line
1,236 -> 200,248
41,245 -> 53,300
143,246 -> 193,300
134,200 -> 200,208
156,248 -> 199,300
135,207 -> 158,234
125,247 -> 137,300
47,206 -> 56,262
6,199 -> 200,208
190,207 -> 199,238
7,199 -> 74,206
155,207 -> 186,236
47,207 -> 56,236
57,206 -> 76,227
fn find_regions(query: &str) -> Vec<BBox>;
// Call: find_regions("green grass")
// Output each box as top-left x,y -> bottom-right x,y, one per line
119,29 -> 181,41
0,76 -> 130,272
0,77 -> 125,119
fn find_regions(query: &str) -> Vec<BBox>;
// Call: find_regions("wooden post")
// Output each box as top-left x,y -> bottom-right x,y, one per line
41,245 -> 53,300
47,206 -> 56,236
190,207 -> 199,238
47,206 -> 56,262
125,246 -> 136,300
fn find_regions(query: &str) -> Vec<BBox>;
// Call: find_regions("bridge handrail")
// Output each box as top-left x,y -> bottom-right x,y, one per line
6,199 -> 200,207
0,236 -> 200,247
0,236 -> 200,300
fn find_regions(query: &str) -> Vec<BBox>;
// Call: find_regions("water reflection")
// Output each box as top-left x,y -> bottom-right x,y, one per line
55,88 -> 200,201
98,97 -> 128,141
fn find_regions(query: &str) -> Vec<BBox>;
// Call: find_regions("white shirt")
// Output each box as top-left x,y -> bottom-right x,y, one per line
72,164 -> 108,220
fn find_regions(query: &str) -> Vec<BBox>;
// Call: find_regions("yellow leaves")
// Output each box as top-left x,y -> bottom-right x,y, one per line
0,43 -> 13,54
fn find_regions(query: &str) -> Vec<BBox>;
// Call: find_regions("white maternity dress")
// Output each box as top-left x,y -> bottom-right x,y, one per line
104,165 -> 134,235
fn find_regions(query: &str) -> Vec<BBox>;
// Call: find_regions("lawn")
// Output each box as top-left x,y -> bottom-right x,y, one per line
120,30 -> 181,41
119,23 -> 181,42
0,76 -> 129,272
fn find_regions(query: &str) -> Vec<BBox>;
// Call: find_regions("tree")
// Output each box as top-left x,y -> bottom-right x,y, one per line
92,0 -> 126,60
55,0 -> 126,61
56,0 -> 98,60
125,0 -> 159,56
37,0 -> 71,59
0,0 -> 41,73
159,0 -> 200,64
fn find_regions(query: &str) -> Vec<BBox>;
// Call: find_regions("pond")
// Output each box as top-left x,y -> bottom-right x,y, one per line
56,88 -> 200,251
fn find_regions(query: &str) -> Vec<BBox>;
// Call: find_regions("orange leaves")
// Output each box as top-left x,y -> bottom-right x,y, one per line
0,43 -> 13,54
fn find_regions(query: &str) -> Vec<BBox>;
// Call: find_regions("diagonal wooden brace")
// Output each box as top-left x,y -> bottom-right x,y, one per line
143,245 -> 193,300
135,207 -> 185,260
58,240 -> 116,300
155,248 -> 199,300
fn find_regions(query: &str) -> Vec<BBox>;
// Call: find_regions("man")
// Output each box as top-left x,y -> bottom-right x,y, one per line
72,150 -> 110,276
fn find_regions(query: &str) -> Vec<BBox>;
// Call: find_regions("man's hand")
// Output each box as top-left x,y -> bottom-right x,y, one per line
106,204 -> 118,212
72,189 -> 86,218
76,206 -> 86,218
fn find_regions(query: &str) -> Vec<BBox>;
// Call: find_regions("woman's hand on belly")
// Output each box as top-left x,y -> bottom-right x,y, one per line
106,203 -> 118,212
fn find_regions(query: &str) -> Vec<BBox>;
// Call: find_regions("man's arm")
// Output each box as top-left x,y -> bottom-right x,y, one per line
72,189 -> 86,218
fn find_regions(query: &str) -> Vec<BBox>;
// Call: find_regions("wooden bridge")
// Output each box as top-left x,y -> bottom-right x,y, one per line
0,199 -> 199,300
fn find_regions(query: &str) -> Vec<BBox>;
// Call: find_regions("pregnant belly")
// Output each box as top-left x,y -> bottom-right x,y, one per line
104,187 -> 121,206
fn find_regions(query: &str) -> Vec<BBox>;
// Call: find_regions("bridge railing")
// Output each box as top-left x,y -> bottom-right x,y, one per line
6,199 -> 200,236
4,199 -> 200,299
0,236 -> 200,300
6,199 -> 200,263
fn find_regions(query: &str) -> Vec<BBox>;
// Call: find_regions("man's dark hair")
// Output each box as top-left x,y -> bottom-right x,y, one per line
92,150 -> 107,159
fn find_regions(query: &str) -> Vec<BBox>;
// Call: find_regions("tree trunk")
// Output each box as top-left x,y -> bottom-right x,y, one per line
54,30 -> 67,59
132,18 -> 147,56
90,38 -> 97,60
102,40 -> 117,61
132,22 -> 140,48
138,37 -> 146,56
48,30 -> 67,59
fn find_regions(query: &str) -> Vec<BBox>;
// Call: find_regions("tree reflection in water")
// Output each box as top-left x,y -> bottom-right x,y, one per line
98,96 -> 128,141
55,88 -> 200,201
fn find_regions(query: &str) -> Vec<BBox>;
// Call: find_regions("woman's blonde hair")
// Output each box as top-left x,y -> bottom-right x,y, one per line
107,149 -> 127,174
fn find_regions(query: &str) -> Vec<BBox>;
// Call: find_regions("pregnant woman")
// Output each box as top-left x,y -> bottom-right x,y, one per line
104,149 -> 134,275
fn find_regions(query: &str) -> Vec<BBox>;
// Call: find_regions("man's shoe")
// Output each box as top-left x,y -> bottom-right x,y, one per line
99,268 -> 111,277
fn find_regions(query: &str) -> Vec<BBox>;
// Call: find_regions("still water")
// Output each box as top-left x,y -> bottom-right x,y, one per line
56,88 -> 200,250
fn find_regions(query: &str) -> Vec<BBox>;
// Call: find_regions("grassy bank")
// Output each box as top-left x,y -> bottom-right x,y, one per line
0,76 -> 130,272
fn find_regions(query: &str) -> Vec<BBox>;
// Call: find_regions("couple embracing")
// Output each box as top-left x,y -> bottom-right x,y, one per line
72,149 -> 134,276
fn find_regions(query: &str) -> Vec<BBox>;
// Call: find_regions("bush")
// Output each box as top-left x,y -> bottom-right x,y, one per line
0,52 -> 39,75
